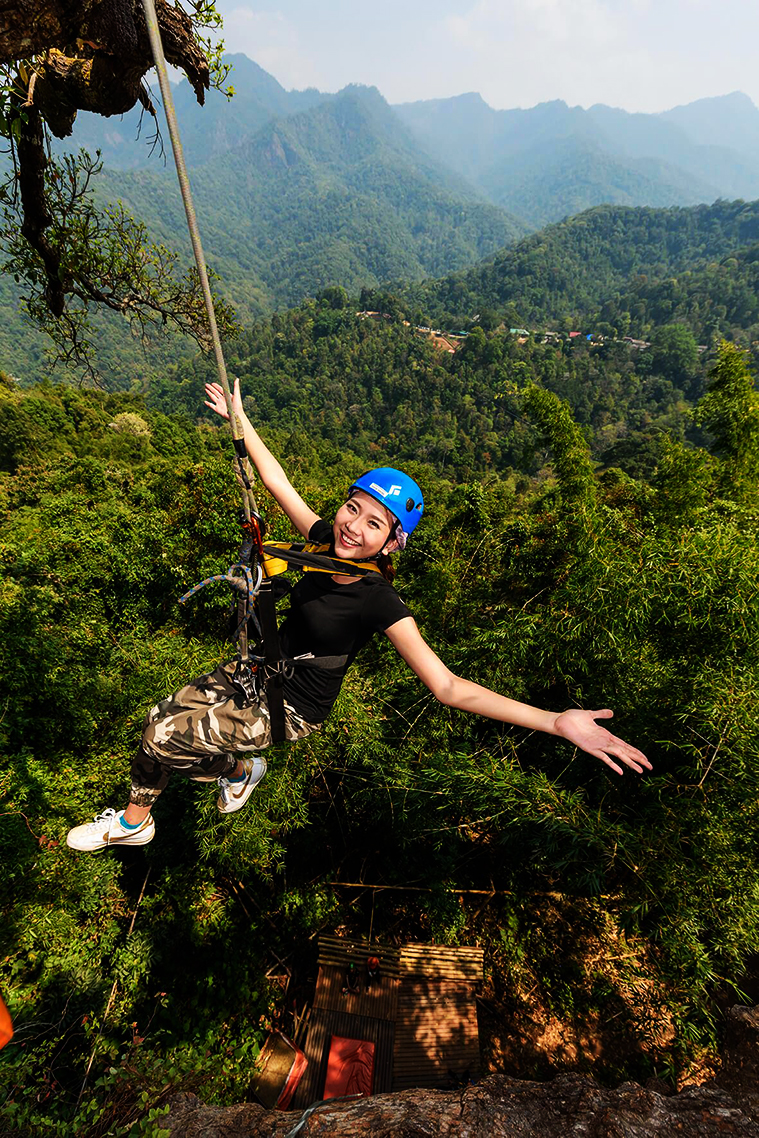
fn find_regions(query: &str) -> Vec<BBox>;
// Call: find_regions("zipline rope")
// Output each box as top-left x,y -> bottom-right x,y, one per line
139,0 -> 257,521
140,0 -> 268,667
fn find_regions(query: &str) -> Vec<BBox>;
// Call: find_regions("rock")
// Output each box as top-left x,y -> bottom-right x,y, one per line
167,1073 -> 759,1137
165,1004 -> 759,1138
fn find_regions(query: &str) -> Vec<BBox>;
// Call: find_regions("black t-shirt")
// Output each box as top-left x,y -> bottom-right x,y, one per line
278,519 -> 411,723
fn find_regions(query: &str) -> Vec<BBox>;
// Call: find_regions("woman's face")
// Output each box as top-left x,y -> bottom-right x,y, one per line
333,491 -> 399,560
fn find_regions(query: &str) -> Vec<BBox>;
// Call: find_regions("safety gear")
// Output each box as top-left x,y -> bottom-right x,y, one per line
348,468 -> 424,540
260,542 -> 381,580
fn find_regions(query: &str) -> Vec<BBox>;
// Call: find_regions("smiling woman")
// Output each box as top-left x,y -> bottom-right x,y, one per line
65,376 -> 651,852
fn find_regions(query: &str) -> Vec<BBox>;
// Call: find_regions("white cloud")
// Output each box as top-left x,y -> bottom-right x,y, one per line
434,0 -> 759,112
445,0 -> 619,52
213,6 -> 325,90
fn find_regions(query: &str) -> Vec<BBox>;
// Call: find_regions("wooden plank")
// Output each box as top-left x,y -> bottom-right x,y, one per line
392,975 -> 480,1092
397,947 -> 483,980
314,964 -> 399,1021
401,943 -> 483,955
398,969 -> 481,979
318,937 -> 402,977
318,956 -> 402,978
320,935 -> 402,957
401,946 -> 483,958
297,941 -> 483,1100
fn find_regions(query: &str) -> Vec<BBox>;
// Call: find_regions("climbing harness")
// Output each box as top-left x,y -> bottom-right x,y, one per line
178,540 -> 381,741
261,542 -> 381,579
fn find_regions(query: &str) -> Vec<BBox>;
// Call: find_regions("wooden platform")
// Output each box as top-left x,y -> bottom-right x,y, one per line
293,936 -> 483,1108
393,977 -> 481,1090
294,1008 -> 395,1106
394,945 -> 483,1090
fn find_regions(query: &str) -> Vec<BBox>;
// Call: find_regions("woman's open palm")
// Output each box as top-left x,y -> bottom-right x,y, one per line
204,378 -> 244,422
553,709 -> 651,775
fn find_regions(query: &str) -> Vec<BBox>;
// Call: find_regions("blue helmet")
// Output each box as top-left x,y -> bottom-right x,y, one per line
349,467 -> 424,544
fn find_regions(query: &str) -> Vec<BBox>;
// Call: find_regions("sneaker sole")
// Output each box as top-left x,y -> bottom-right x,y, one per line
66,825 -> 155,851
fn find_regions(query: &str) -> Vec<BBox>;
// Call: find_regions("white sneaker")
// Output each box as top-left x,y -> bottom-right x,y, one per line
66,809 -> 155,851
217,756 -> 267,814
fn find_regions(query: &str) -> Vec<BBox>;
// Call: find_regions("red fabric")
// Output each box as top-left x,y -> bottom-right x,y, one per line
323,1035 -> 375,1099
276,1042 -> 308,1109
0,994 -> 12,1051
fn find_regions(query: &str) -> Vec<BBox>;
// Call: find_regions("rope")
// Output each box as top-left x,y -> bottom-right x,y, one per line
283,1095 -> 362,1138
179,562 -> 263,640
178,564 -> 261,606
139,0 -> 257,520
140,1 -> 266,665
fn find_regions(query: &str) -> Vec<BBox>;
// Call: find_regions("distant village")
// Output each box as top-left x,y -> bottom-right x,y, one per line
355,311 -> 667,354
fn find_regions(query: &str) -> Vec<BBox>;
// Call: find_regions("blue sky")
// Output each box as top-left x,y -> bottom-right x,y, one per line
211,0 -> 759,113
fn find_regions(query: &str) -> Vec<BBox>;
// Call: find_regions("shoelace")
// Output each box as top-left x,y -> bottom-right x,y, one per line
89,808 -> 118,828
217,777 -> 236,803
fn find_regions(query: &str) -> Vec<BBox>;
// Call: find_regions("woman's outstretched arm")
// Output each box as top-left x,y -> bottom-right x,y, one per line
385,617 -> 651,776
205,379 -> 320,538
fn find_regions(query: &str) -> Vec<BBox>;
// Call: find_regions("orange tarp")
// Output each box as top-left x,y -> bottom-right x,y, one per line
0,994 -> 13,1050
323,1035 -> 375,1099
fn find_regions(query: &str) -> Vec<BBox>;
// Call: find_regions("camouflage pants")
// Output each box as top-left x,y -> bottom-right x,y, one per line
130,660 -> 320,807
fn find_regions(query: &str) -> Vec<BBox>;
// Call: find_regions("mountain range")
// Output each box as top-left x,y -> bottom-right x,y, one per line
62,55 -> 759,230
395,90 -> 759,227
90,81 -> 525,321
401,199 -> 759,336
4,56 -> 759,385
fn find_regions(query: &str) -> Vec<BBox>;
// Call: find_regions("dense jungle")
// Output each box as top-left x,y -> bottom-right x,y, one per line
1,4 -> 759,1134
1,311 -> 758,1133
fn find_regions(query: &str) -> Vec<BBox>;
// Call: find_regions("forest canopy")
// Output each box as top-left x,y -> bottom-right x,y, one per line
0,337 -> 758,1133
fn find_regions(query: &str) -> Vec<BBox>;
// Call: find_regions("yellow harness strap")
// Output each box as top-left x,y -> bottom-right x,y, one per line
261,542 -> 382,578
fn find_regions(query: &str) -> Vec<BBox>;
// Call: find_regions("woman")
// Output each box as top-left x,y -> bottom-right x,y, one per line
67,380 -> 650,851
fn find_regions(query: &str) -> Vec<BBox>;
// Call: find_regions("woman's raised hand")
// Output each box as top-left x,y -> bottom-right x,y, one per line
204,377 -> 245,423
553,708 -> 652,776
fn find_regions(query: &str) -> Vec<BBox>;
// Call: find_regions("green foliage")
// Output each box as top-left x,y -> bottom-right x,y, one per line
0,147 -> 239,381
0,366 -> 758,1130
403,200 -> 759,344
695,340 -> 759,502
135,292 -> 719,489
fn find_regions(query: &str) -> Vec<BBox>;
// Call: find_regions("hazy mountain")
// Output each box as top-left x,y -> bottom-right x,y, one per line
659,91 -> 759,153
2,83 -> 528,386
56,54 -> 326,170
94,84 -> 526,321
8,58 -> 759,385
59,54 -> 759,230
394,92 -> 759,226
479,136 -> 719,230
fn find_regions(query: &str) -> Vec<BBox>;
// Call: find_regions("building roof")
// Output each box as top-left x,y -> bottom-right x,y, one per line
292,936 -> 484,1107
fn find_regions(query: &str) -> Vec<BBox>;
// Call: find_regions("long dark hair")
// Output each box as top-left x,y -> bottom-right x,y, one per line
377,551 -> 396,582
377,519 -> 402,582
